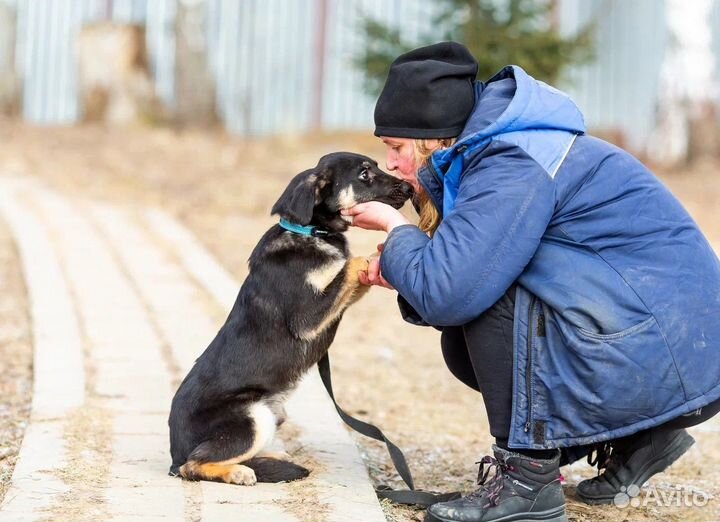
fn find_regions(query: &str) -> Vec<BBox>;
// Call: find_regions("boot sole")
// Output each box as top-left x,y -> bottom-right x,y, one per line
425,506 -> 568,522
575,430 -> 695,505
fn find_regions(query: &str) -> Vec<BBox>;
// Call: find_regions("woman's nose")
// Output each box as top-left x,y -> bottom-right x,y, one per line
385,155 -> 397,171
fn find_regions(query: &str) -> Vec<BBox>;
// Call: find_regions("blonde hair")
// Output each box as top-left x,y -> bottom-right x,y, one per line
413,138 -> 456,235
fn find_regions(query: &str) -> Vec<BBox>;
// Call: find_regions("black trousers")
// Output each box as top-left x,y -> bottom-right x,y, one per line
440,285 -> 720,447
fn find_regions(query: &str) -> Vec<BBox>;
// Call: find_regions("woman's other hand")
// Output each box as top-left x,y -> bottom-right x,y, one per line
358,243 -> 394,289
341,201 -> 411,232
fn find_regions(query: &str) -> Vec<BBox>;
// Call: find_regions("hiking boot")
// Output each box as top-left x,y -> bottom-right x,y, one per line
576,427 -> 695,505
425,445 -> 567,522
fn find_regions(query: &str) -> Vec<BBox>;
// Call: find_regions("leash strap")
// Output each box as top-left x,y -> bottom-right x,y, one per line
317,354 -> 461,507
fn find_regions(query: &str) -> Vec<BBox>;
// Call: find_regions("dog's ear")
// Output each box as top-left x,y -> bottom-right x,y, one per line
271,168 -> 327,225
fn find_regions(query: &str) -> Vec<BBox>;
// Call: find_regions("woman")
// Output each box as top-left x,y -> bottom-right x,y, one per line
343,42 -> 720,522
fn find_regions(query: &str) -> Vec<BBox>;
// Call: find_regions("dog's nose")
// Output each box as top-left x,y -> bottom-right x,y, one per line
399,182 -> 414,197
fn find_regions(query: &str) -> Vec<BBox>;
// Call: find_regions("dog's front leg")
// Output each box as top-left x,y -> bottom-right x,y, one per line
297,256 -> 370,342
344,256 -> 371,305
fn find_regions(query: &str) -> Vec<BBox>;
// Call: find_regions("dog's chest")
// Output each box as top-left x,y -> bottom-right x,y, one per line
306,243 -> 347,294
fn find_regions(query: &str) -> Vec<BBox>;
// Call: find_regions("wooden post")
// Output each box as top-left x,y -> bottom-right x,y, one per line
311,0 -> 328,131
548,0 -> 560,32
78,23 -> 162,124
174,0 -> 217,127
0,2 -> 19,116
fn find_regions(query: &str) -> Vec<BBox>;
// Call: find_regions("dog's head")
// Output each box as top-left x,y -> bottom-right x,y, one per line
271,152 -> 413,232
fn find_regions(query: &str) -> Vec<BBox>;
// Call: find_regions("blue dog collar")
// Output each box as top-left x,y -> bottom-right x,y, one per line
279,218 -> 329,237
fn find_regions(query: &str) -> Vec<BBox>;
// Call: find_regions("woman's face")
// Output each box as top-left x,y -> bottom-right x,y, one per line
380,137 -> 420,192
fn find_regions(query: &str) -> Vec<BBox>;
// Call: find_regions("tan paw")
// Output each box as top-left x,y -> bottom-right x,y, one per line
345,257 -> 370,287
347,256 -> 370,273
226,465 -> 257,486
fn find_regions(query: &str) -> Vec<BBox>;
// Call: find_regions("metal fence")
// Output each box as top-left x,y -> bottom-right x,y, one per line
2,0 -> 719,150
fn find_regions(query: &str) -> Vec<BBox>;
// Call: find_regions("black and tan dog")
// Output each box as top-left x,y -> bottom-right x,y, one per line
168,152 -> 413,485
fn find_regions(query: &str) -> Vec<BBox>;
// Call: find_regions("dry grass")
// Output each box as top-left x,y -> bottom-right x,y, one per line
41,405 -> 113,522
274,421 -> 332,522
0,209 -> 32,504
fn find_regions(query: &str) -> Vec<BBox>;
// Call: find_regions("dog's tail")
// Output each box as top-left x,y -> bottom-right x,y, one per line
244,457 -> 310,483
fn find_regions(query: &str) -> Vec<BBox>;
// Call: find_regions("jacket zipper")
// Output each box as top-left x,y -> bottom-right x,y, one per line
524,297 -> 536,434
422,144 -> 473,212
421,161 -> 443,210
427,159 -> 442,184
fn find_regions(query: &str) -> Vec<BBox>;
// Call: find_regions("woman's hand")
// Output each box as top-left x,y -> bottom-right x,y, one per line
341,201 -> 411,233
358,244 -> 394,289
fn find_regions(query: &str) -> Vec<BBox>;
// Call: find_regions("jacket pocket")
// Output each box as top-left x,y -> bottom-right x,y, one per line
576,315 -> 656,341
537,313 -> 685,441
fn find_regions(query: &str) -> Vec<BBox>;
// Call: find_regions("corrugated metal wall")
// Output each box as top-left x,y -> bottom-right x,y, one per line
206,0 -> 316,135
321,0 -> 439,131
557,0 -> 670,150
714,0 -> 720,80
3,0 -> 719,150
16,0 -> 83,123
202,0 -> 438,134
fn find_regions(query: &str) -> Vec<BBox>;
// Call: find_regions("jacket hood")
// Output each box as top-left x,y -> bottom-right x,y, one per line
461,65 -> 585,142
419,65 -> 586,214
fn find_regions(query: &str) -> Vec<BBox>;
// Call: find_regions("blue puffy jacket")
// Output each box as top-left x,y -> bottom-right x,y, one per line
380,65 -> 720,449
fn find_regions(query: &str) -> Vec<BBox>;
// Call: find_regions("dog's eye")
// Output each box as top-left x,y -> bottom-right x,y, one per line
358,170 -> 370,182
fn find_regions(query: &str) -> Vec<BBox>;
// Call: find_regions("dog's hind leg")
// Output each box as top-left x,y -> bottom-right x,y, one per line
266,395 -> 287,427
181,460 -> 258,485
179,402 -> 278,485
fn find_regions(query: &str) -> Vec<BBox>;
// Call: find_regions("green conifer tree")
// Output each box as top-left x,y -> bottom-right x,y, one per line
356,0 -> 595,96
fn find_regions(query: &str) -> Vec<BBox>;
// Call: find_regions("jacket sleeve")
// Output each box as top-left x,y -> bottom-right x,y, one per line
380,140 -> 555,326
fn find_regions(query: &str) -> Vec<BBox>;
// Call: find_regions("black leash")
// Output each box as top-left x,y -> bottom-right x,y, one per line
317,354 -> 461,507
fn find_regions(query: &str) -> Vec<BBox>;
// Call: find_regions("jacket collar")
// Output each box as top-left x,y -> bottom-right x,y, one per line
416,79 -> 494,215
417,162 -> 445,215
417,65 -> 586,216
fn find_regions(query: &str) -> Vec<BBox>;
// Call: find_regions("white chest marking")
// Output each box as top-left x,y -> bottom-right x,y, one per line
248,401 -> 278,454
306,258 -> 346,294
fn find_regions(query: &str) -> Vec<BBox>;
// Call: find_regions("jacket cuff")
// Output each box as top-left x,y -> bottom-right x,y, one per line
397,294 -> 429,327
382,225 -> 441,328
380,224 -> 428,283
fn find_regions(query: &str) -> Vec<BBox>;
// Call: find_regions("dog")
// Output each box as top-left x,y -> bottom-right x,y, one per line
168,152 -> 413,485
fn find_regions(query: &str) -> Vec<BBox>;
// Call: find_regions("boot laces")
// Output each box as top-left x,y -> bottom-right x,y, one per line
468,455 -> 508,507
587,442 -> 611,471
587,441 -> 627,476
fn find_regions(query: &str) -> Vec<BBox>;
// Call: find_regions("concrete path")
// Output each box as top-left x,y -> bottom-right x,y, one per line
0,177 -> 386,522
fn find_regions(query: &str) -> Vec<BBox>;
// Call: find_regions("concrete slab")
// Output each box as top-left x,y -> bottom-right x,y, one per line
0,421 -> 70,522
0,182 -> 85,420
0,182 -> 84,522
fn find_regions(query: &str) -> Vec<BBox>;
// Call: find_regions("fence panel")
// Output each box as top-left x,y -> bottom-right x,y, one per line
2,0 -> 717,149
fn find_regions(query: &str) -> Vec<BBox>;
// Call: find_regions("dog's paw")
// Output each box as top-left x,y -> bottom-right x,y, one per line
347,256 -> 370,275
342,257 -> 371,302
226,465 -> 257,486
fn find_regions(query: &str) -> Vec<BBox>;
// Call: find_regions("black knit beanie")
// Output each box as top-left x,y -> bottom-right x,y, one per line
374,41 -> 479,139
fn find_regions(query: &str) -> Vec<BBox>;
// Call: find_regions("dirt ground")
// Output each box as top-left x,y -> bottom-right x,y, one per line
0,121 -> 718,522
